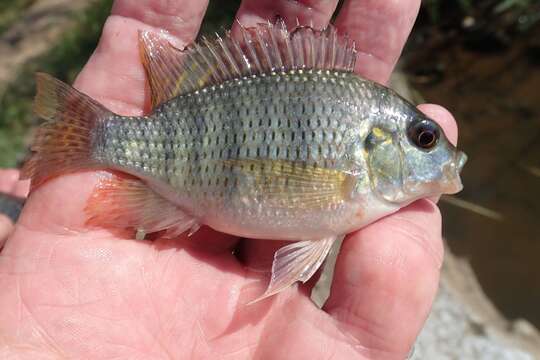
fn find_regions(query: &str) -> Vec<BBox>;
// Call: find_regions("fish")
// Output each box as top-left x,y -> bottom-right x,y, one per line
21,20 -> 467,302
0,192 -> 25,223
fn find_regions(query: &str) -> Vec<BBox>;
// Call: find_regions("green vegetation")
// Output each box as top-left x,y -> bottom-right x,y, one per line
0,0 -> 113,167
0,0 -> 36,35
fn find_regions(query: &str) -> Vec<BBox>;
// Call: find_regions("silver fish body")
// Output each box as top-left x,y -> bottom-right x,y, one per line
23,21 -> 466,301
94,70 -> 410,240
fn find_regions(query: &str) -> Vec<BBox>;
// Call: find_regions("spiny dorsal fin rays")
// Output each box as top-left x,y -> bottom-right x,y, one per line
138,19 -> 357,109
238,21 -> 263,74
138,31 -> 182,109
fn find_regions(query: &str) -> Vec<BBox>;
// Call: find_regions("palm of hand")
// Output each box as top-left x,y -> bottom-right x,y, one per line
0,1 -> 458,359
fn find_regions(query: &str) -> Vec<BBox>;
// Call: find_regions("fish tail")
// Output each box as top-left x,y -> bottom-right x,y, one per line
21,73 -> 111,189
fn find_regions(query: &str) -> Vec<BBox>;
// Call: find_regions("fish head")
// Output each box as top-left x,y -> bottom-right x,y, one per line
365,111 -> 466,205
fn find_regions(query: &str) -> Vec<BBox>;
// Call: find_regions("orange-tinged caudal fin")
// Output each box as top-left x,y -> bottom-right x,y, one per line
85,173 -> 198,238
20,73 -> 112,189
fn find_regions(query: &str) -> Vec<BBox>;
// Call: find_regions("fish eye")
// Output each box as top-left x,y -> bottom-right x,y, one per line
407,119 -> 440,150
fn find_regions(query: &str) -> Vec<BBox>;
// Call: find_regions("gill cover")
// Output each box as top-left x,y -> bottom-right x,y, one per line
366,127 -> 406,203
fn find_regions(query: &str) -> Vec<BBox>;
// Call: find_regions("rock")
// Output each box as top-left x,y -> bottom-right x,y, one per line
413,247 -> 540,359
312,239 -> 540,359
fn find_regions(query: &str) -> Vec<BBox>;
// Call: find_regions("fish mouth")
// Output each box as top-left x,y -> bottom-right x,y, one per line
399,150 -> 468,200
442,150 -> 467,194
456,151 -> 467,173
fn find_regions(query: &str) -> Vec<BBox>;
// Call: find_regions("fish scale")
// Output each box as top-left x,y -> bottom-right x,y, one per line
96,70 -> 365,214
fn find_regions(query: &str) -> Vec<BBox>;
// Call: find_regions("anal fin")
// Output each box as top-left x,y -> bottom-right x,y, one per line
85,174 -> 197,238
250,236 -> 337,304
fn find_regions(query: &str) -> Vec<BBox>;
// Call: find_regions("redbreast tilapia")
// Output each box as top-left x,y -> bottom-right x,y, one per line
22,21 -> 466,301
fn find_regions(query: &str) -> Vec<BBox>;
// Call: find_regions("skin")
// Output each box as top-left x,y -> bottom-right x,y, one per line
0,170 -> 28,248
0,1 -> 459,359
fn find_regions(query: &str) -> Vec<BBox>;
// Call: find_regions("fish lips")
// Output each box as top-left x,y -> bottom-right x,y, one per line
440,150 -> 467,194
400,150 -> 467,199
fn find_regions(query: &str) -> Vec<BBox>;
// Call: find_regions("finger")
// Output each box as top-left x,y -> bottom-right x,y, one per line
324,200 -> 443,358
74,0 -> 209,115
0,170 -> 20,193
335,0 -> 421,84
110,0 -> 208,40
234,0 -> 339,29
12,179 -> 29,198
0,215 -> 13,249
418,103 -> 458,145
0,169 -> 29,198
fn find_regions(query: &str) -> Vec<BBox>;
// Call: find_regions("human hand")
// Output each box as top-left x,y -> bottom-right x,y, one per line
0,1 -> 459,359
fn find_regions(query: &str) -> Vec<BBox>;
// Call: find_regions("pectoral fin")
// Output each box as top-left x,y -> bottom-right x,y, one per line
225,159 -> 356,210
250,236 -> 336,304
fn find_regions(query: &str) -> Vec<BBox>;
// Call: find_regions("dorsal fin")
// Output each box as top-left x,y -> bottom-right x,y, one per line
138,19 -> 357,109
